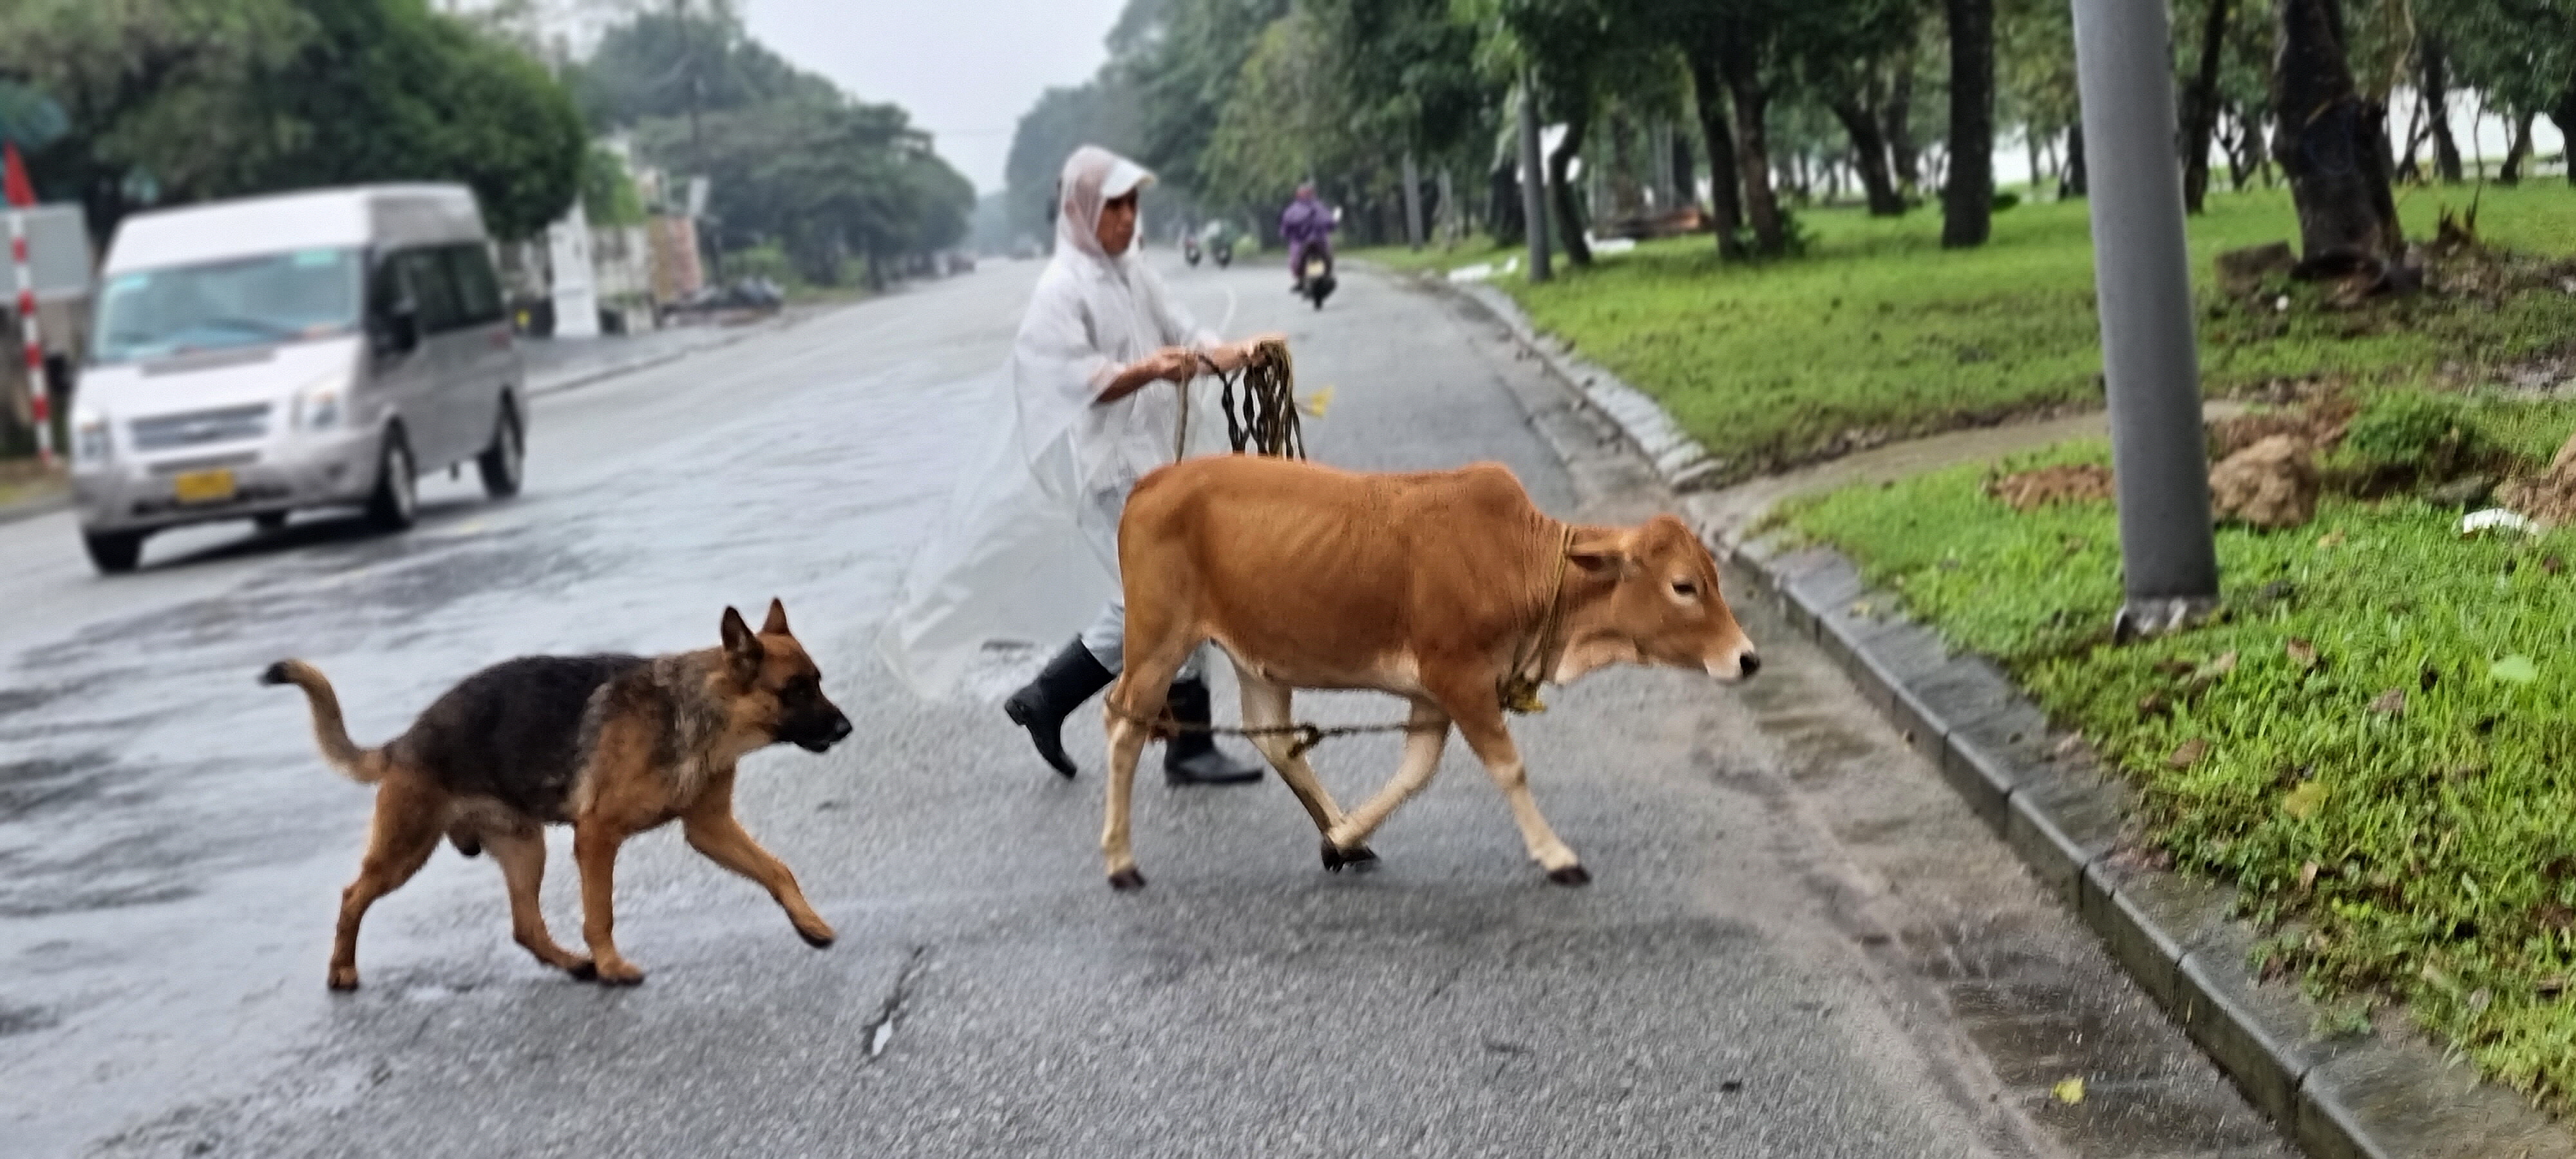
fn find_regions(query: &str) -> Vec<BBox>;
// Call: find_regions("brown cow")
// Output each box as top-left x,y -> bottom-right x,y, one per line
1099,455 -> 1759,889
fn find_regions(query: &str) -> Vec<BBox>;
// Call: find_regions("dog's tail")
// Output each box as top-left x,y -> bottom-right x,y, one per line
259,660 -> 388,784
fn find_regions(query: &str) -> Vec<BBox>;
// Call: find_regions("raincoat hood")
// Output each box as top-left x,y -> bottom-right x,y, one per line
1056,146 -> 1155,263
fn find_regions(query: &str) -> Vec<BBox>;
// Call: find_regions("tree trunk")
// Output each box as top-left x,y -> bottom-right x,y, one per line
1886,54 -> 1922,189
2228,109 -> 2255,189
1719,40 -> 1786,254
2271,0 -> 2402,269
2421,37 -> 2463,183
1941,0 -> 1995,248
1488,155 -> 1526,246
2061,121 -> 2089,198
1685,47 -> 1748,256
1548,107 -> 1593,267
1831,99 -> 1908,215
2394,92 -> 2425,182
1670,127 -> 1694,214
2561,86 -> 2576,187
2497,109 -> 2536,184
2182,0 -> 2232,212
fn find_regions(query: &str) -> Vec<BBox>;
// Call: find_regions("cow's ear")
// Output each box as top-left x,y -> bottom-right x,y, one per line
1566,527 -> 1628,574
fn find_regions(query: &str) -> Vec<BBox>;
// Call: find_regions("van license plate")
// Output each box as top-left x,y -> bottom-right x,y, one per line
173,469 -> 238,505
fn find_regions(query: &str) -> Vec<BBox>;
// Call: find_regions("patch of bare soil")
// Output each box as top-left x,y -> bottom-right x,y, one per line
1986,464 -> 2113,510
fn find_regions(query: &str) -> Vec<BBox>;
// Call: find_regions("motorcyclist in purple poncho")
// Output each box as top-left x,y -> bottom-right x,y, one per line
1279,183 -> 1336,292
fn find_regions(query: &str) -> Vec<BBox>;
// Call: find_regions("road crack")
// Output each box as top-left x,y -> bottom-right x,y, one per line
859,945 -> 930,1062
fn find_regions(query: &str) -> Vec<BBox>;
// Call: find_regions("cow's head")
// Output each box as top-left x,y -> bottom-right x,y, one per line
1553,514 -> 1760,684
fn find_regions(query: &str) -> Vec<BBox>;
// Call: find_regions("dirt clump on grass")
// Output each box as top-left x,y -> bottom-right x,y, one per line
2210,435 -> 2321,529
2498,431 -> 2576,528
1985,463 -> 2113,510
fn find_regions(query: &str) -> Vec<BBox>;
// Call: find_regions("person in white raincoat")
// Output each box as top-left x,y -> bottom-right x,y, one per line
878,145 -> 1272,785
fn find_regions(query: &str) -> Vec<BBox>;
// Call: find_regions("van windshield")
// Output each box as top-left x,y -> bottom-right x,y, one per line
92,249 -> 365,365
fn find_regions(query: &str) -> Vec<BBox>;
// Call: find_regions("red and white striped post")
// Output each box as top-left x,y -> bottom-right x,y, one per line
8,209 -> 49,467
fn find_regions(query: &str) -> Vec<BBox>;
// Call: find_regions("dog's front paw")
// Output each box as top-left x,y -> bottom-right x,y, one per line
591,957 -> 646,986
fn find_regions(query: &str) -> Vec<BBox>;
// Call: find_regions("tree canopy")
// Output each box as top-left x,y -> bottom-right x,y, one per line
0,0 -> 585,240
576,6 -> 973,281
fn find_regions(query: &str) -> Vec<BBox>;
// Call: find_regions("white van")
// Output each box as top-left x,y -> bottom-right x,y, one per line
68,184 -> 526,574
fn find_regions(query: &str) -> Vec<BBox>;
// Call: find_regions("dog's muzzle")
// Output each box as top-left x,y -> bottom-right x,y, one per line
795,713 -> 855,753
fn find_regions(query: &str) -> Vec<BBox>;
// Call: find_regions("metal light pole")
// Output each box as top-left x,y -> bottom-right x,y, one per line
2072,0 -> 2218,636
1518,71 -> 1551,284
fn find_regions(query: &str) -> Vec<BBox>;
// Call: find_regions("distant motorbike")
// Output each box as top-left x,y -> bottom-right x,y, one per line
1296,246 -> 1336,310
1184,234 -> 1202,267
1212,237 -> 1234,268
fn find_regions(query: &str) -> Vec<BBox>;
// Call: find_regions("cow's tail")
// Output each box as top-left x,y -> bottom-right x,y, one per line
259,660 -> 389,784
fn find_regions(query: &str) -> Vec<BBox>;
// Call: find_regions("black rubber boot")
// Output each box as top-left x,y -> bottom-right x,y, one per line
1162,677 -> 1265,786
1003,638 -> 1115,778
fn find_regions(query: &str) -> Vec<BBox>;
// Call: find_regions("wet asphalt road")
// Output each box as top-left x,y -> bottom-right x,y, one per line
1,256 -> 2289,1158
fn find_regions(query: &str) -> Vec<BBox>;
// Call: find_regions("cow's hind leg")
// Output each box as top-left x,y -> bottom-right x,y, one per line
1444,701 -> 1586,885
1101,650 -> 1186,890
1235,664 -> 1370,871
1321,698 -> 1450,862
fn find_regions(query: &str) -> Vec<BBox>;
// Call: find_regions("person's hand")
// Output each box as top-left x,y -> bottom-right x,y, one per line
1151,346 -> 1204,382
1205,334 -> 1287,373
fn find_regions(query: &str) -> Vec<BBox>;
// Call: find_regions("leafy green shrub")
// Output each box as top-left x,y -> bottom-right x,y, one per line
2338,390 -> 2497,481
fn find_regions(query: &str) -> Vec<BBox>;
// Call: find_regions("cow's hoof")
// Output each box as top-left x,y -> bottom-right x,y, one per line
1320,841 -> 1379,872
797,925 -> 837,950
1547,864 -> 1592,887
567,959 -> 599,981
1108,867 -> 1148,891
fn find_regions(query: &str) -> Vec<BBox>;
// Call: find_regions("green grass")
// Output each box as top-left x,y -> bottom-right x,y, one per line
1782,428 -> 2576,1112
1350,235 -> 1517,275
1437,185 -> 2576,482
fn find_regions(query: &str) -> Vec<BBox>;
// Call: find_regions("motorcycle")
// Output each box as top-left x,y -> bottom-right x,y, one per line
1184,233 -> 1202,267
1211,236 -> 1234,268
1296,246 -> 1336,310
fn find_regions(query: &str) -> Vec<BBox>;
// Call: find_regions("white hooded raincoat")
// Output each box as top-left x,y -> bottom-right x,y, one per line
877,147 -> 1227,699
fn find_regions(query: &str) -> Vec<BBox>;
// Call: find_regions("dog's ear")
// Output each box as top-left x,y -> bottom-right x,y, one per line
761,598 -> 791,637
720,606 -> 763,675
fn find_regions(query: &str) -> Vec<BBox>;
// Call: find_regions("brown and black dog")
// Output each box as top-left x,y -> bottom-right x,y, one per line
263,599 -> 853,990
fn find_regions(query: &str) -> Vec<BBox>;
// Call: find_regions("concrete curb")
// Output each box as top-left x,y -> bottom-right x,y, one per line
1450,281 -> 1724,490
1415,265 -> 2575,1158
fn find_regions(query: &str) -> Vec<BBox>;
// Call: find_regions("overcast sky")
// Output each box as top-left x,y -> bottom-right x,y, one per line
743,0 -> 1130,197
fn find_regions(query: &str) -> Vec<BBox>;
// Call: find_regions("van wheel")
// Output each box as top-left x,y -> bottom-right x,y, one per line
84,531 -> 144,574
365,432 -> 418,532
477,402 -> 524,500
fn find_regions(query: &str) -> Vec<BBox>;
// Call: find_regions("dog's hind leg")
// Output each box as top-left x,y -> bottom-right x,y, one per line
484,827 -> 592,979
328,775 -> 445,991
682,771 -> 834,949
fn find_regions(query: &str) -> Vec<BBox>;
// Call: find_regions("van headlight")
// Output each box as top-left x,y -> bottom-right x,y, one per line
73,413 -> 111,464
297,385 -> 345,432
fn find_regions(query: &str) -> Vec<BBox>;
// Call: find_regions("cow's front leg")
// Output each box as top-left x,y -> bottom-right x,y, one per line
1323,698 -> 1449,860
1447,707 -> 1586,885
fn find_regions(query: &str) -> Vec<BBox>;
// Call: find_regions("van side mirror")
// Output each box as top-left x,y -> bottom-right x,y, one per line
372,300 -> 418,357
